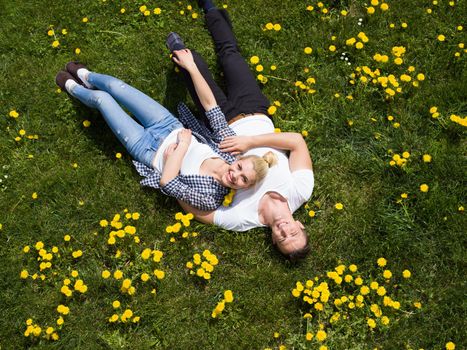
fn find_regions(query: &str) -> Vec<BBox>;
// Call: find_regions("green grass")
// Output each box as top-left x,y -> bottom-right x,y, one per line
0,0 -> 466,349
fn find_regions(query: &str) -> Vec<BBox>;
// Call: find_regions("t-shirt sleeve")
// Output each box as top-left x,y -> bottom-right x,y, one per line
288,169 -> 315,211
213,207 -> 245,231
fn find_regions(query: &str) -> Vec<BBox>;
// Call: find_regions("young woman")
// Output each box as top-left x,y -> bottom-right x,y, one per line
55,51 -> 277,211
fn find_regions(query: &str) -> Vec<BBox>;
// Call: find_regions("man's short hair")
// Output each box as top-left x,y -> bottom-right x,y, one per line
285,232 -> 310,262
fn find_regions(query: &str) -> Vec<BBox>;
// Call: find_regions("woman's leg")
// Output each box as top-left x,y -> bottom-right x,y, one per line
69,85 -> 160,167
204,9 -> 270,118
87,72 -> 177,129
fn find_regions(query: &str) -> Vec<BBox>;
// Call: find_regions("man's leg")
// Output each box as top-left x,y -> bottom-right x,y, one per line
204,9 -> 271,119
176,50 -> 237,123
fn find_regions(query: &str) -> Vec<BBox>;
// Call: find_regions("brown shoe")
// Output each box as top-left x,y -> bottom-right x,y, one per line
55,70 -> 77,91
65,61 -> 88,86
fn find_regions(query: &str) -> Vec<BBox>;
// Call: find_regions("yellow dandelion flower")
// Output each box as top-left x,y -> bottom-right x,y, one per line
420,184 -> 429,192
377,257 -> 387,267
224,290 -> 234,302
316,330 -> 327,341
446,342 -> 456,350
250,56 -> 259,64
268,105 -> 277,115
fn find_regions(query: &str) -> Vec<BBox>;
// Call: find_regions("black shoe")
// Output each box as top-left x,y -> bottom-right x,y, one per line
166,32 -> 185,52
55,70 -> 78,91
65,61 -> 88,86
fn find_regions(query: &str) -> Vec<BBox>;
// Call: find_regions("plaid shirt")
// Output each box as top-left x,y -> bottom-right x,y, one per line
133,104 -> 237,211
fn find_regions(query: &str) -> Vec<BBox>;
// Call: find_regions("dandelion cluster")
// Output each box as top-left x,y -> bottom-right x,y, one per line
267,100 -> 281,116
292,259 -> 421,346
211,290 -> 234,318
24,318 -> 60,341
345,32 -> 369,51
223,189 -> 236,206
428,106 -> 467,127
60,270 -> 88,297
388,150 -> 411,168
349,54 -> 425,100
108,307 -> 140,324
138,5 -> 161,17
98,210 -> 166,307
46,25 -> 70,49
165,212 -> 197,242
21,241 -> 60,281
186,250 -> 218,280
366,0 -> 390,15
20,236 -> 78,342
249,55 -> 277,85
263,22 -> 282,32
294,75 -> 317,95
99,210 -> 141,246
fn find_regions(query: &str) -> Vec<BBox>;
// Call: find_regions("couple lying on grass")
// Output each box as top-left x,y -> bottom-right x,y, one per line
55,2 -> 314,261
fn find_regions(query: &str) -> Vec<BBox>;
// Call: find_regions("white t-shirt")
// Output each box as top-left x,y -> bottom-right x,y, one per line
153,128 -> 219,175
213,115 -> 314,231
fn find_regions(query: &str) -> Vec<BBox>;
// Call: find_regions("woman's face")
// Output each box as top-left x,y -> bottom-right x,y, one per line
220,159 -> 256,189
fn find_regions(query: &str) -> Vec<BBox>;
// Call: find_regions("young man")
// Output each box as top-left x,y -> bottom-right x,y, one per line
170,2 -> 314,260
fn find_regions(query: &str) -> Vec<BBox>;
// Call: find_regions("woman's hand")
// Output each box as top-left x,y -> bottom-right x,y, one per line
177,128 -> 192,145
163,129 -> 191,164
219,135 -> 253,155
172,49 -> 197,71
163,143 -> 178,164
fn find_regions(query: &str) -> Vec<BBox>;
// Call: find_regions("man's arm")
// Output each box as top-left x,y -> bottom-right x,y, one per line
219,132 -> 313,172
177,200 -> 215,224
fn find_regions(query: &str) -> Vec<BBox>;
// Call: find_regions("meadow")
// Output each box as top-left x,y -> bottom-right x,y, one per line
0,0 -> 465,349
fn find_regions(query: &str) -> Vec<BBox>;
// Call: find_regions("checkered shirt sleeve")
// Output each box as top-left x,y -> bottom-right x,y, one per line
133,161 -> 229,211
177,103 -> 213,138
205,106 -> 236,142
160,175 -> 229,211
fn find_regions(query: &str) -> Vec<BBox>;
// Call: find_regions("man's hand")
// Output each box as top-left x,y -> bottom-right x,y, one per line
172,49 -> 197,71
219,135 -> 253,155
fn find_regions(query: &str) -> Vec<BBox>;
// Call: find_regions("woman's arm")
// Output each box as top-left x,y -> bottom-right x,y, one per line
220,132 -> 313,172
177,200 -> 215,224
160,129 -> 191,186
173,49 -> 217,111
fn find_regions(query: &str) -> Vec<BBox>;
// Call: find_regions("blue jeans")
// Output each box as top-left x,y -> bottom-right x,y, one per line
70,72 -> 182,167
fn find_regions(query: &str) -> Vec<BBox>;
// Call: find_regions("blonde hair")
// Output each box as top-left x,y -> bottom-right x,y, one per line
240,151 -> 278,183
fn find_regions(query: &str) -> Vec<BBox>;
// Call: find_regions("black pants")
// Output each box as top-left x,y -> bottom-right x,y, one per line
178,9 -> 270,125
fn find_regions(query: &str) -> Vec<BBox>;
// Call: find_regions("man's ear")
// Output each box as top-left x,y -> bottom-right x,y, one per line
298,221 -> 305,230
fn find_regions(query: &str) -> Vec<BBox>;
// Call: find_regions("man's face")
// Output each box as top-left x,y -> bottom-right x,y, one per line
271,219 -> 307,255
